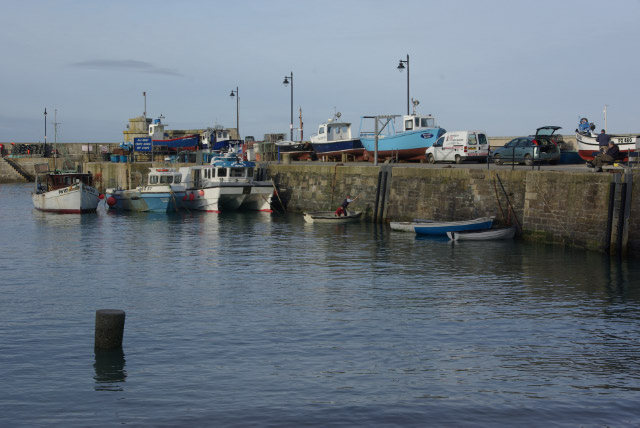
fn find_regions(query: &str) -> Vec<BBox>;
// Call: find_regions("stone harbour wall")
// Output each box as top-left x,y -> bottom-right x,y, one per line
269,164 -> 638,255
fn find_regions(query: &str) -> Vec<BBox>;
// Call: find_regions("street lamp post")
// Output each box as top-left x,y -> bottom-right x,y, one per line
397,54 -> 410,115
282,72 -> 294,141
229,87 -> 239,139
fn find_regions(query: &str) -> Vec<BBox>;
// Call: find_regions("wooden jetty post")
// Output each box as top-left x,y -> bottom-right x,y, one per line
95,309 -> 126,350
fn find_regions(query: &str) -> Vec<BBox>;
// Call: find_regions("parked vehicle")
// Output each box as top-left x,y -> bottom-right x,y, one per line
425,130 -> 489,164
492,127 -> 561,166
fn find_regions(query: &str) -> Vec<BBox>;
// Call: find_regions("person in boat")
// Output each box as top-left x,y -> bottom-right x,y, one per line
588,141 -> 620,172
334,195 -> 358,216
595,129 -> 611,152
577,118 -> 590,134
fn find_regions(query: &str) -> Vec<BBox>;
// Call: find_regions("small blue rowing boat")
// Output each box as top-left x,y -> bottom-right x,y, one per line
411,217 -> 495,236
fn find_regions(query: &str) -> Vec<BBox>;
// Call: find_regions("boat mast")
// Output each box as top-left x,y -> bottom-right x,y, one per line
299,107 -> 303,142
52,109 -> 61,171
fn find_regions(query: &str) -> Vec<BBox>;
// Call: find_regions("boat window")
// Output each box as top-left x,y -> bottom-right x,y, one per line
149,175 -> 159,184
217,168 -> 227,177
230,168 -> 245,178
478,134 -> 488,146
319,127 -> 324,134
420,118 -> 434,127
160,176 -> 173,184
468,134 -> 477,145
405,120 -> 414,131
174,175 -> 182,184
64,176 -> 72,185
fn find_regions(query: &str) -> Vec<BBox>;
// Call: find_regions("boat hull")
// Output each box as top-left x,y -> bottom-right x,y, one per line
32,182 -> 100,214
303,211 -> 362,224
413,217 -> 494,236
310,139 -> 363,156
576,132 -> 639,161
447,226 -> 516,241
360,128 -> 445,161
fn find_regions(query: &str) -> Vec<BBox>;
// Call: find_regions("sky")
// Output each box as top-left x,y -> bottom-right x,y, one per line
1,0 -> 639,143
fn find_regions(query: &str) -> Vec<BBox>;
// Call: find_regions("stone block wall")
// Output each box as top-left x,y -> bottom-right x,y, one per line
268,164 -> 639,255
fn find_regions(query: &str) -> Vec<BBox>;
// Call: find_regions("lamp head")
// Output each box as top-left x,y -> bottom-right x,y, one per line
230,90 -> 235,98
397,61 -> 405,72
283,77 -> 290,87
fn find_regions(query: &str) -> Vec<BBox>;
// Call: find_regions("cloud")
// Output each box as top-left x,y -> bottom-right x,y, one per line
71,59 -> 182,76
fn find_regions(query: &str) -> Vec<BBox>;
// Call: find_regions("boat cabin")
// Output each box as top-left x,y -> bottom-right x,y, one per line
147,168 -> 182,186
314,120 -> 353,143
401,114 -> 437,133
37,172 -> 94,193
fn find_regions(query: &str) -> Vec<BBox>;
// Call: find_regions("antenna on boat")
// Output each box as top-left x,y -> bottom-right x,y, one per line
412,99 -> 420,115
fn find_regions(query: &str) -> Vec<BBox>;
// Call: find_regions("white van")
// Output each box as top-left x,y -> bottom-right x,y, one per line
425,131 -> 490,164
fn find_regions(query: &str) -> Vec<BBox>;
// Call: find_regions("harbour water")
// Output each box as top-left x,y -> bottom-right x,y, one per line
1,182 -> 640,426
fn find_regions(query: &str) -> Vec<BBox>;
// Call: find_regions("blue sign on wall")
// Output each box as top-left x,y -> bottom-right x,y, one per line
134,137 -> 152,152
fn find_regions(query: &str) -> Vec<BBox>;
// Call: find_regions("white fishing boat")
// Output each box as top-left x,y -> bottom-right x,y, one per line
447,226 -> 517,241
576,131 -> 640,161
303,211 -> 362,224
178,152 -> 273,213
32,164 -> 101,214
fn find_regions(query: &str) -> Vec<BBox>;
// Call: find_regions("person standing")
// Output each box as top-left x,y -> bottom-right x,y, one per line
334,195 -> 358,216
595,129 -> 611,151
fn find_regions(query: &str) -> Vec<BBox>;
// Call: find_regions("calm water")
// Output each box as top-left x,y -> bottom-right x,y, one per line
1,182 -> 640,427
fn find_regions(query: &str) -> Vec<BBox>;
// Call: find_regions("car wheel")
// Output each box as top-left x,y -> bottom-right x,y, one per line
427,154 -> 435,164
524,154 -> 533,166
493,154 -> 503,165
455,155 -> 462,164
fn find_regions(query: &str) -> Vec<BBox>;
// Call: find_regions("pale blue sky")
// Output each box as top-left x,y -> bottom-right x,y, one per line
1,0 -> 639,142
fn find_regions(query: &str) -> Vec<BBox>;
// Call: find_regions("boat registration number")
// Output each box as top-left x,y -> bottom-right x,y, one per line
615,137 -> 635,144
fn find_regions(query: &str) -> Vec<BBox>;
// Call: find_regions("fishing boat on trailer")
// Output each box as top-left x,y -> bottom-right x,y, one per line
309,112 -> 363,159
149,116 -> 200,151
32,164 -> 101,213
576,131 -> 640,161
106,167 -> 185,212
303,211 -> 363,224
359,101 -> 446,162
178,152 -> 273,213
447,225 -> 517,241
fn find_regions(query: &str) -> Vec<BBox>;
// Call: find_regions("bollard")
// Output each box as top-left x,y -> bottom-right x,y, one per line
95,309 -> 125,350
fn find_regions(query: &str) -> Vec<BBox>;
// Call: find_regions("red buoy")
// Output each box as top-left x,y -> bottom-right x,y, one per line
99,194 -> 105,200
106,196 -> 117,207
199,190 -> 205,197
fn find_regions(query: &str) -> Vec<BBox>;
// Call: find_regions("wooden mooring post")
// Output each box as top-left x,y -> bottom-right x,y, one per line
95,309 -> 125,350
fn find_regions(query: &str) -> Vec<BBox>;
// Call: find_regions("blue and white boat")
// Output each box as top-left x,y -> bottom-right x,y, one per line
106,167 -> 185,212
391,217 -> 494,235
309,112 -> 363,159
359,104 -> 445,161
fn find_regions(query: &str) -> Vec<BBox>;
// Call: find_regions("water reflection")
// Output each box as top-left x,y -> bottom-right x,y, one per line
94,349 -> 127,391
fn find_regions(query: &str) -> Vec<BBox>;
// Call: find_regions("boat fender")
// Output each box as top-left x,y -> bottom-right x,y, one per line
99,194 -> 105,200
199,190 -> 205,197
189,193 -> 195,201
106,196 -> 117,207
